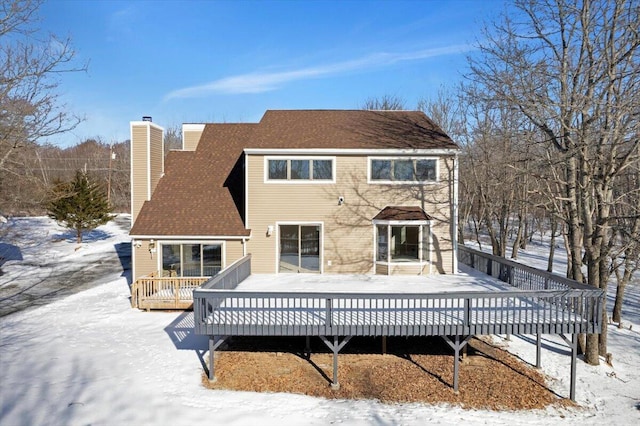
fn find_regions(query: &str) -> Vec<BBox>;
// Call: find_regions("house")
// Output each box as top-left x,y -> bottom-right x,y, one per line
129,110 -> 460,282
128,110 -> 603,400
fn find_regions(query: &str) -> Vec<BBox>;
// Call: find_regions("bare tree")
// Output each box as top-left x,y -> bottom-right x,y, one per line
164,124 -> 182,155
0,0 -> 85,172
468,0 -> 640,364
361,94 -> 406,111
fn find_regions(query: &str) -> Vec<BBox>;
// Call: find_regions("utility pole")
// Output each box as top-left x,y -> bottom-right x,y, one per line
107,145 -> 116,205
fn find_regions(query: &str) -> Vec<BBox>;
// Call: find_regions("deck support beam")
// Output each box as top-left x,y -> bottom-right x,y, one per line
320,335 -> 352,390
536,333 -> 542,368
560,333 -> 578,401
443,335 -> 472,392
208,336 -> 227,382
305,336 -> 311,358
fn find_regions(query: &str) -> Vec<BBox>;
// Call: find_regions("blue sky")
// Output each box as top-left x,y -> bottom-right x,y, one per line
39,0 -> 505,146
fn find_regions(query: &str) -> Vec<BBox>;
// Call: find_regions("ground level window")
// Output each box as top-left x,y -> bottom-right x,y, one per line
375,224 -> 430,263
161,243 -> 222,277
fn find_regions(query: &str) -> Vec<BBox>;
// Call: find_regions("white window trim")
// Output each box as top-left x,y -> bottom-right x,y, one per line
264,156 -> 336,184
275,221 -> 324,273
157,240 -> 226,276
367,156 -> 440,184
373,222 -> 431,269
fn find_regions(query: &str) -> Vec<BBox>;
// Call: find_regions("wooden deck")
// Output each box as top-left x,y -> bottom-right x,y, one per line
192,248 -> 604,400
130,273 -> 209,310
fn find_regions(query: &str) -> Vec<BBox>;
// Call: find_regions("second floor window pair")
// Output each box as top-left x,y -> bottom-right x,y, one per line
266,157 -> 438,183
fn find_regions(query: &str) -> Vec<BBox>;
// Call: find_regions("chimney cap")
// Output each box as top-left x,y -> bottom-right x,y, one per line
142,116 -> 152,122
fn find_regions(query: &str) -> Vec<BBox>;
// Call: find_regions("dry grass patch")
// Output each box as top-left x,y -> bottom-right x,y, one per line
202,336 -> 575,411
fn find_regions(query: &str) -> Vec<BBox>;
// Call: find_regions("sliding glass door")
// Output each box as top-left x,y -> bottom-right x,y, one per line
279,224 -> 320,273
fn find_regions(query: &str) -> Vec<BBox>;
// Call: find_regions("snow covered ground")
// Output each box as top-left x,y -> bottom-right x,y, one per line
0,217 -> 638,425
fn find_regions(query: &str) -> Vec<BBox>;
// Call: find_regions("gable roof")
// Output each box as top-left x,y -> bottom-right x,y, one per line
130,110 -> 457,238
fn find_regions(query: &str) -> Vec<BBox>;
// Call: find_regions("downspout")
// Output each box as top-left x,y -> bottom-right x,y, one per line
242,238 -> 247,257
452,153 -> 459,273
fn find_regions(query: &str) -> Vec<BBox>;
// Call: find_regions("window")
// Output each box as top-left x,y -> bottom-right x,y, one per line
290,160 -> 309,179
394,160 -> 414,181
375,224 -> 430,263
371,159 -> 392,181
369,158 -> 438,183
268,160 -> 287,180
313,160 -> 332,180
416,159 -> 437,181
376,225 -> 388,261
266,158 -> 334,182
161,243 -> 222,277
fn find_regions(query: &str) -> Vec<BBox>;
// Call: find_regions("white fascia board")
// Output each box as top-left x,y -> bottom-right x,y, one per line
129,234 -> 250,240
243,148 -> 459,156
182,123 -> 206,132
130,121 -> 165,132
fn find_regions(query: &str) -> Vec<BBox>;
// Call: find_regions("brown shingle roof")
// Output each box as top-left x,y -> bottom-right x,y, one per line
255,110 -> 457,149
373,206 -> 433,221
130,110 -> 456,237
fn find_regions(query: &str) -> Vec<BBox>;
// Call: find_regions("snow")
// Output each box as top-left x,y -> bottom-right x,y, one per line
1,217 -> 639,425
238,266 -> 512,293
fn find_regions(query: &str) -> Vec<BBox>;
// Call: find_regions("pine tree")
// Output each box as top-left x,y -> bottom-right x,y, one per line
47,170 -> 113,243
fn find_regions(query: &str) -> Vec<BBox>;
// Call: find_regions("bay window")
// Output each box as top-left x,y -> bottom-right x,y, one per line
375,223 -> 430,263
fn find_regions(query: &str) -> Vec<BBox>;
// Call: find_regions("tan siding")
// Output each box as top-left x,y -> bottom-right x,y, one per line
225,240 -> 245,266
131,124 -> 149,223
149,126 -> 163,197
133,240 -> 158,279
183,130 -> 203,151
246,154 -> 455,274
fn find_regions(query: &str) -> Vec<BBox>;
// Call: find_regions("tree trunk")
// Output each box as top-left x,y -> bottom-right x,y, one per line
612,268 -> 629,325
547,217 -> 558,273
566,157 -> 583,283
511,211 -> 525,259
76,227 -> 82,244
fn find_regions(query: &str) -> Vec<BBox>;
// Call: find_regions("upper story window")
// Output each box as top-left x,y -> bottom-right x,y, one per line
369,158 -> 438,183
266,157 -> 335,182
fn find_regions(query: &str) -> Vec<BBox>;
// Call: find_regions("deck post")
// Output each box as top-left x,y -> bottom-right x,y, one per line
570,333 -> 577,401
453,335 -> 460,392
319,335 -> 352,391
536,333 -> 541,368
559,333 -> 579,401
207,336 -> 227,382
305,336 -> 311,358
208,337 -> 216,381
443,335 -> 471,393
332,335 -> 339,389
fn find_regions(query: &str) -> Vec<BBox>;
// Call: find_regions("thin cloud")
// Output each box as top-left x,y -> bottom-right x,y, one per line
164,44 -> 474,100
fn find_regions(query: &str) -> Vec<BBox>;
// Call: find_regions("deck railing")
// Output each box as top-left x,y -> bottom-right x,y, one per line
201,254 -> 252,290
457,245 -> 594,292
194,288 -> 602,337
131,274 -> 210,310
193,249 -> 604,338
